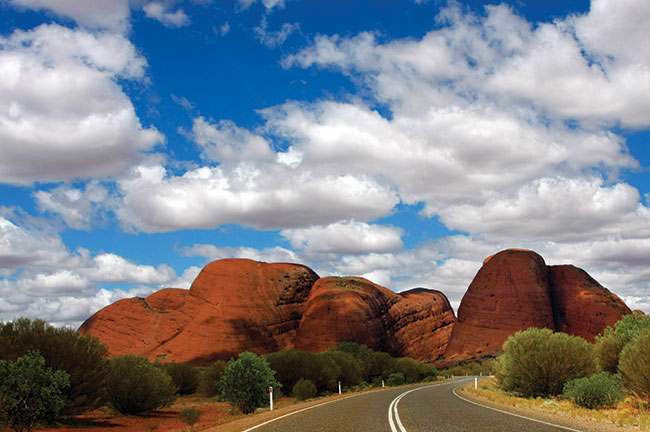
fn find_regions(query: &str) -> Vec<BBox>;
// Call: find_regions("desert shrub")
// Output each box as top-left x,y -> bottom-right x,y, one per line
0,318 -> 109,415
387,372 -> 405,386
220,352 -> 280,414
106,355 -> 176,415
323,351 -> 363,388
393,357 -> 437,383
265,350 -> 339,394
596,312 -> 650,373
165,362 -> 200,395
178,409 -> 201,429
198,360 -> 227,397
332,342 -> 394,382
0,350 -> 69,432
292,378 -> 317,401
619,327 -> 650,401
595,335 -> 625,374
563,372 -> 624,409
494,327 -> 596,397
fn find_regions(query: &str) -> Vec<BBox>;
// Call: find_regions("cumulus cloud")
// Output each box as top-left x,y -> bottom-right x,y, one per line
115,152 -> 398,233
8,0 -> 131,32
34,182 -> 109,230
0,216 -> 188,326
0,24 -> 163,185
281,220 -> 403,257
143,2 -> 190,27
182,244 -> 300,263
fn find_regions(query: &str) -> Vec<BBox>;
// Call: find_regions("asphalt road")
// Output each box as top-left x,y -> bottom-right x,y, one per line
244,378 -> 583,432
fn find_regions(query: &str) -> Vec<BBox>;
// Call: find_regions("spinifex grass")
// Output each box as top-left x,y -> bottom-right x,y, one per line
467,378 -> 650,430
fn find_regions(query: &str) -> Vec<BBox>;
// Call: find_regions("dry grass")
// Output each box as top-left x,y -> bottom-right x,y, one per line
466,377 -> 650,430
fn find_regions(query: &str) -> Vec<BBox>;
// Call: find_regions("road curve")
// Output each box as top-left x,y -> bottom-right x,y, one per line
244,378 -> 584,432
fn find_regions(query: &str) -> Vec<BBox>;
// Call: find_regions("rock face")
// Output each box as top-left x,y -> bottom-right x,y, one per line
294,277 -> 455,360
80,259 -> 320,363
444,249 -> 631,361
80,260 -> 455,363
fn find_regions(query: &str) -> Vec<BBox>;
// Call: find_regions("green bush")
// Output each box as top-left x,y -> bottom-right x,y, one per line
165,362 -> 200,395
0,318 -> 109,415
595,312 -> 650,374
0,350 -> 70,432
198,360 -> 227,397
220,352 -> 280,414
106,355 -> 176,415
393,357 -> 437,383
292,378 -> 317,401
563,372 -> 624,409
323,351 -> 363,388
178,409 -> 202,429
619,327 -> 650,401
265,350 -> 339,394
494,328 -> 596,398
387,372 -> 405,386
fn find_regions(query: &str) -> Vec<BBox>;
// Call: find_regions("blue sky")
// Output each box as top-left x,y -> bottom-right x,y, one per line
1,0 -> 649,327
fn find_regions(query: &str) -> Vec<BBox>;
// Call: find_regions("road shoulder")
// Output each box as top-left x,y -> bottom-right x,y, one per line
455,381 -> 638,432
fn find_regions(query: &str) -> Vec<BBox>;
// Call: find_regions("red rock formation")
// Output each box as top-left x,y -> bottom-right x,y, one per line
444,249 -> 555,361
444,249 -> 631,362
549,265 -> 631,342
80,259 -> 319,363
294,277 -> 455,360
80,261 -> 456,363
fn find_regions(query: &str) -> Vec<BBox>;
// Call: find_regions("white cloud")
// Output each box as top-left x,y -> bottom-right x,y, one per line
182,244 -> 300,263
34,182 -> 108,230
0,216 -> 69,271
143,2 -> 190,28
0,215 -> 189,326
0,24 -> 163,185
237,0 -> 285,11
254,18 -> 299,48
116,156 -> 398,232
281,220 -> 403,256
285,3 -> 650,128
8,0 -> 131,32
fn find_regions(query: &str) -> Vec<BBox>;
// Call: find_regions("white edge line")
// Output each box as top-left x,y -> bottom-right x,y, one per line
452,384 -> 583,432
241,390 -> 376,432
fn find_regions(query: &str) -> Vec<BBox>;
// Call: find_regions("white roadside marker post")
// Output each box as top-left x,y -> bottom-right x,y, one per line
475,377 -> 478,390
269,386 -> 273,411
382,380 -> 385,388
338,381 -> 342,395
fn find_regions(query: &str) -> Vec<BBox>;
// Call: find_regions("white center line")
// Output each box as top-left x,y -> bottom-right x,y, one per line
388,378 -> 472,432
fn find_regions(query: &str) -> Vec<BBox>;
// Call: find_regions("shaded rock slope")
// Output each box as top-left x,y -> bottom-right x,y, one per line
444,249 -> 631,362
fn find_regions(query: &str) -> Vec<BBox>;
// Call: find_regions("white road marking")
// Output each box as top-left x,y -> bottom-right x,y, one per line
388,378 -> 472,432
452,382 -> 583,432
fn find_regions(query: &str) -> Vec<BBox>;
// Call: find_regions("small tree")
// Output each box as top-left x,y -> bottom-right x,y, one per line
292,378 -> 317,401
106,355 -> 176,415
165,362 -> 200,395
0,350 -> 70,432
494,328 -> 596,397
220,352 -> 280,414
0,318 -> 109,415
198,360 -> 227,397
619,327 -> 650,402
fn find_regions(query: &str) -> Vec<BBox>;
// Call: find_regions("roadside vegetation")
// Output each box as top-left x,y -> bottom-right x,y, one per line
466,312 -> 650,430
0,318 -> 441,431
